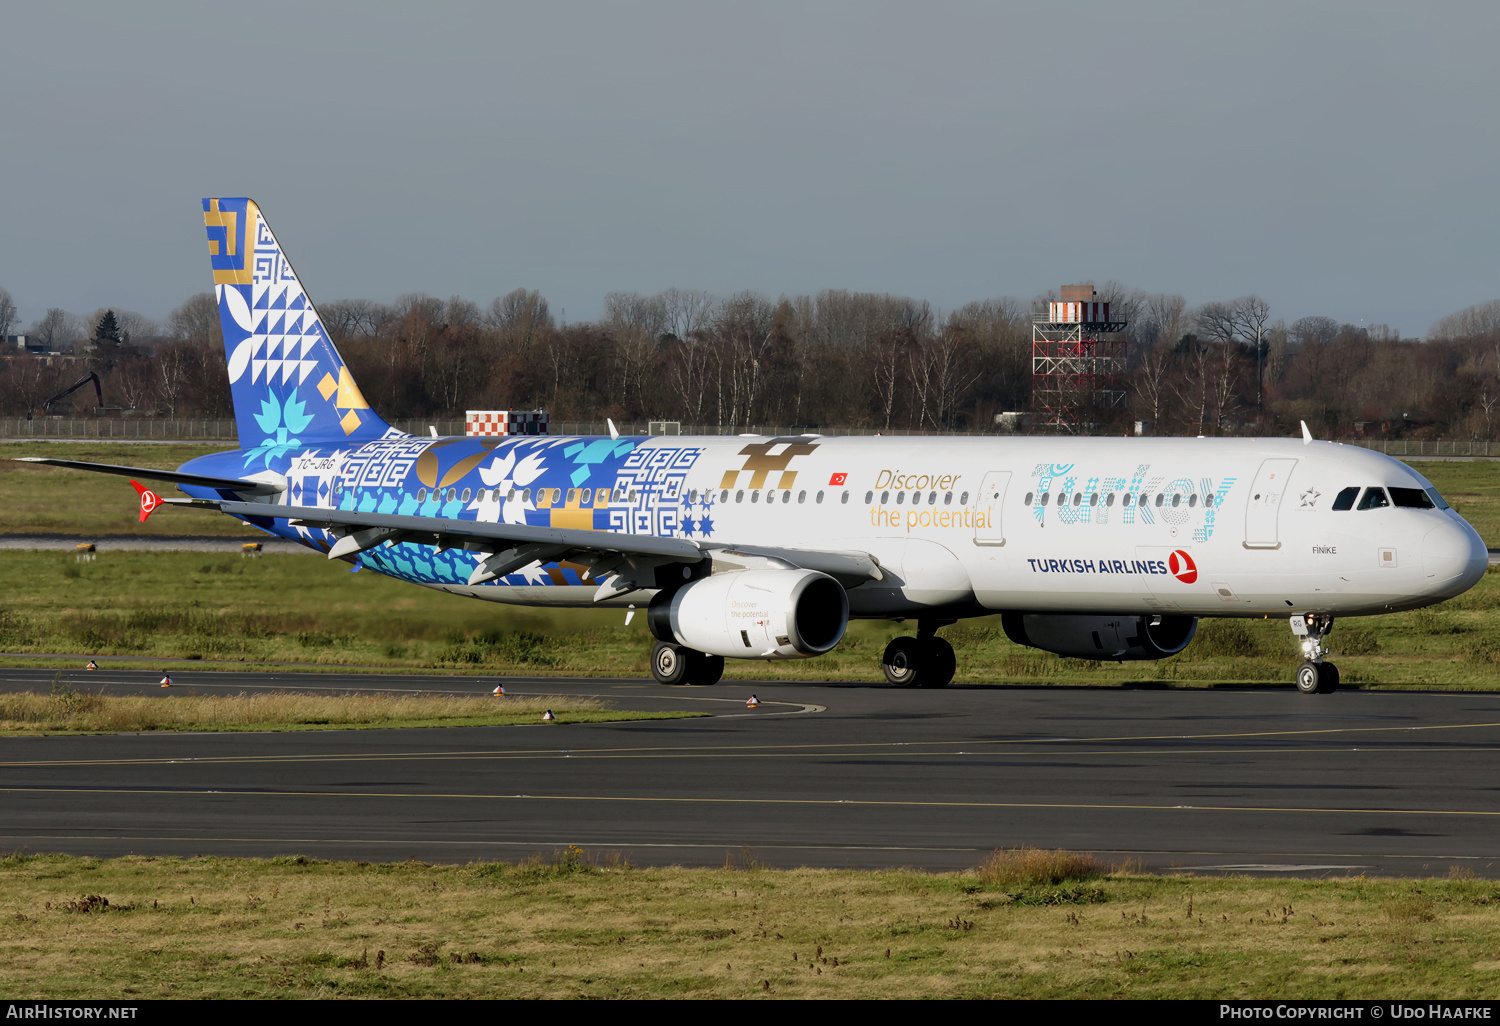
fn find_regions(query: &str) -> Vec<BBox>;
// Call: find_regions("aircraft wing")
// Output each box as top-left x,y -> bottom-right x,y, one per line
210,500 -> 882,593
12,457 -> 284,496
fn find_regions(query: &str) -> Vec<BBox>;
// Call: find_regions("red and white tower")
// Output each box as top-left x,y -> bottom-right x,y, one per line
1032,284 -> 1128,431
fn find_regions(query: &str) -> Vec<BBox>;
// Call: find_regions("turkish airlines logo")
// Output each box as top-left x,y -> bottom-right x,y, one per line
829,472 -> 847,486
131,479 -> 162,523
1169,549 -> 1197,584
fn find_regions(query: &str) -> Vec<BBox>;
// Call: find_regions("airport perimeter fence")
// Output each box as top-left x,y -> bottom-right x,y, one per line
5,417 -> 1500,457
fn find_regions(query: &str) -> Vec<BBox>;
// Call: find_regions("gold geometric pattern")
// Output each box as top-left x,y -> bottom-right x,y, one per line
317,372 -> 338,401
718,439 -> 820,490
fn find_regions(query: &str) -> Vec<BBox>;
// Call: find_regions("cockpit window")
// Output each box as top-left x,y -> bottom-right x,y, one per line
1389,487 -> 1436,509
1426,487 -> 1450,510
1332,486 -> 1359,511
1357,487 -> 1390,510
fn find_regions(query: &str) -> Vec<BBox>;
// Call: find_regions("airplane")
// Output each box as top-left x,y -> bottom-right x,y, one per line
18,198 -> 1489,694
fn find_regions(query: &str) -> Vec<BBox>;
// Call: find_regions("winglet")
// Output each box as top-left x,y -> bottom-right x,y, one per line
1300,420 -> 1313,445
130,480 -> 163,523
607,418 -> 620,441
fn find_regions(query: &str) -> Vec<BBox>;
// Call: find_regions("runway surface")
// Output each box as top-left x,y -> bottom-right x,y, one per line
2,667 -> 1499,877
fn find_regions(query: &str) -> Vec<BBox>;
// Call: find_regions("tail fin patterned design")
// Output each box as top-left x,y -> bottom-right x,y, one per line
202,198 -> 397,462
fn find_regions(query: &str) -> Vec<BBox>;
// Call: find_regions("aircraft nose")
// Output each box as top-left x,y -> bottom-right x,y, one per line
1423,517 -> 1488,598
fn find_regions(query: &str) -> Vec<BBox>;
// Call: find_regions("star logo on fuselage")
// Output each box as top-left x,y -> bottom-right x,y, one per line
1300,487 -> 1321,508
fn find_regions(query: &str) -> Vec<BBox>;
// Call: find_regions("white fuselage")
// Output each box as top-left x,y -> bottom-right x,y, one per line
250,433 -> 1485,620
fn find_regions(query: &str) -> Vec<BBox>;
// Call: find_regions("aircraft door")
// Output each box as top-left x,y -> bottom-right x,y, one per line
974,471 -> 1011,546
1244,458 -> 1297,549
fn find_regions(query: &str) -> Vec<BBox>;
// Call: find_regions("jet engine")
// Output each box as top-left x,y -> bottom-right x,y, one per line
649,569 -> 849,659
1001,612 -> 1197,661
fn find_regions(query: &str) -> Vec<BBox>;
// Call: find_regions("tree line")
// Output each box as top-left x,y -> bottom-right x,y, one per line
1,281 -> 1497,438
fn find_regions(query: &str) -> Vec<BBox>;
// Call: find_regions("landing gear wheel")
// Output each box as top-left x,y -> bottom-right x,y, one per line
651,641 -> 689,685
684,651 -> 724,686
1318,662 -> 1340,693
922,638 -> 956,688
882,637 -> 923,687
1296,661 -> 1323,695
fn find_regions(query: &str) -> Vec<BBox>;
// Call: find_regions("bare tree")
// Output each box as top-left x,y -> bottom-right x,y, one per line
168,292 -> 223,347
1430,299 -> 1500,340
486,288 -> 553,346
29,308 -> 80,353
0,287 -> 16,339
658,288 -> 716,341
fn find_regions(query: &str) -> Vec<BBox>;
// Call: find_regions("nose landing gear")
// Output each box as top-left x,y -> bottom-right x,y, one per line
1292,614 -> 1339,694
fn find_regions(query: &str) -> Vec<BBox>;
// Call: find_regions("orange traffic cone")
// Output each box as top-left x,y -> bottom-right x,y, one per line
492,685 -> 506,696
159,675 -> 172,687
86,660 -> 97,670
542,709 -> 557,721
746,694 -> 760,708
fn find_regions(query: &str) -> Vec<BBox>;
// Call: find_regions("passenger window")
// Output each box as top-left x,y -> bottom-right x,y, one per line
1106,493 -> 1115,507
752,491 -> 760,503
960,491 -> 969,504
462,488 -> 472,503
417,488 -> 427,502
864,491 -> 873,504
799,491 -> 807,503
1039,492 -> 1050,506
1357,487 -> 1390,510
1089,493 -> 1099,506
944,491 -> 952,504
1205,495 -> 1214,508
1389,487 -> 1435,509
1171,494 -> 1181,508
841,491 -> 849,504
1154,494 -> 1164,507
736,490 -> 744,503
1332,486 -> 1359,511
1122,494 -> 1132,507
719,490 -> 729,503
881,491 -> 890,504
1025,492 -> 1034,505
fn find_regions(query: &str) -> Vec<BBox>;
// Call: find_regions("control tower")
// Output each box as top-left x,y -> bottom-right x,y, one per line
1032,284 -> 1128,431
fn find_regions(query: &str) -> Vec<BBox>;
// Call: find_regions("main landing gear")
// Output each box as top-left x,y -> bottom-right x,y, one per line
881,619 -> 956,688
1292,613 -> 1339,694
650,641 -> 725,686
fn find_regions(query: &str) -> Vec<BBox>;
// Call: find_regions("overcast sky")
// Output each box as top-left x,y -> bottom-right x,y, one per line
2,1 -> 1496,338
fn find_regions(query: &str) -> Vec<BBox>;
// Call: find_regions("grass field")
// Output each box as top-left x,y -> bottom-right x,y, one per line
2,442 -> 254,537
0,685 -> 700,734
3,851 -> 1499,999
3,444 -> 1500,686
1,546 -> 1499,685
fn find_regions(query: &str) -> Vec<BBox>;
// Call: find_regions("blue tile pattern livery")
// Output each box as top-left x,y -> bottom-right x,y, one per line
180,434 -> 706,589
203,198 -> 395,455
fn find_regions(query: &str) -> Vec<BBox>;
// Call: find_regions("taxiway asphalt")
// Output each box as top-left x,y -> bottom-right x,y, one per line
2,668 -> 1498,877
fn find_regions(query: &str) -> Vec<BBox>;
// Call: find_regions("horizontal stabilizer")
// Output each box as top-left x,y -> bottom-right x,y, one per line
13,458 -> 283,496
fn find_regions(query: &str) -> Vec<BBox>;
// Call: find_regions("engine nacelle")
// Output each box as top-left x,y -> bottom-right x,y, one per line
649,569 -> 849,659
1001,612 -> 1197,661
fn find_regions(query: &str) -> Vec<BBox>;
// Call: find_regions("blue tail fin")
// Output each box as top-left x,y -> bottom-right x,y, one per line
202,198 -> 397,448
